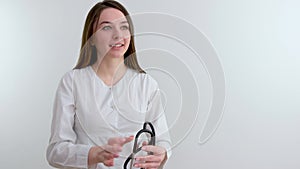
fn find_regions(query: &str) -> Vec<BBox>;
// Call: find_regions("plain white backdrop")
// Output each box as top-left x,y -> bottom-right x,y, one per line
1,0 -> 300,168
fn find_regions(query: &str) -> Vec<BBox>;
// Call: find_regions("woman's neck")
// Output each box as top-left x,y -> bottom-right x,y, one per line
92,57 -> 127,86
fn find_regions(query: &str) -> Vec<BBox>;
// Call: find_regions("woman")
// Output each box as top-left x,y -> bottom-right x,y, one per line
46,0 -> 171,169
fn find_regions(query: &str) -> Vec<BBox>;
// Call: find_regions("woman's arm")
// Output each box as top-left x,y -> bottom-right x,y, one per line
46,71 -> 93,168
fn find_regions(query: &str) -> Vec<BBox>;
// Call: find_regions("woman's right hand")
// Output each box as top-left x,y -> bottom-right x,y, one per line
88,136 -> 134,167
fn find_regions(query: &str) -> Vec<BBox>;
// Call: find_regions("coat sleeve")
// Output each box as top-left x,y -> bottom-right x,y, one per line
145,79 -> 172,159
46,71 -> 92,169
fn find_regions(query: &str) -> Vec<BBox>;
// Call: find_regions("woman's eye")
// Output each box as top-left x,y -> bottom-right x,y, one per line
102,26 -> 112,30
121,25 -> 129,30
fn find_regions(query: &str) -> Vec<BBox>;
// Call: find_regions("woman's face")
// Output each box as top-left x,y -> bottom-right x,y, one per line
92,8 -> 131,60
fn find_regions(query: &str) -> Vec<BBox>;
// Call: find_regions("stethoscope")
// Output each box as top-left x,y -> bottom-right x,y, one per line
123,122 -> 156,169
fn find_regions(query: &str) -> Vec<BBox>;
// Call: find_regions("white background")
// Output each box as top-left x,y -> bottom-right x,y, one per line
1,0 -> 300,168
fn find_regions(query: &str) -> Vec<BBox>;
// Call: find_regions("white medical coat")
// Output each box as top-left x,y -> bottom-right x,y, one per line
46,66 -> 172,169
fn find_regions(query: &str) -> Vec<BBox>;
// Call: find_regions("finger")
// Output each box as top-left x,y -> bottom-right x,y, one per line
104,152 -> 119,159
102,144 -> 122,154
95,151 -> 115,165
142,145 -> 165,155
102,152 -> 115,160
142,140 -> 148,146
135,155 -> 161,163
134,161 -> 160,169
122,135 -> 134,145
108,137 -> 125,145
103,158 -> 114,167
108,136 -> 134,146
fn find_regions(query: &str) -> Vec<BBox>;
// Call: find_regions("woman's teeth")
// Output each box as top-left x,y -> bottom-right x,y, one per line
110,44 -> 123,47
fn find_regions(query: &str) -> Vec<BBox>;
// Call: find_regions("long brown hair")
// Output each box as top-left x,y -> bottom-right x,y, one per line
74,0 -> 145,73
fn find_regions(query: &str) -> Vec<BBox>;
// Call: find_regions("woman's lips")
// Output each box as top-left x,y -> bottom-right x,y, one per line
109,43 -> 124,47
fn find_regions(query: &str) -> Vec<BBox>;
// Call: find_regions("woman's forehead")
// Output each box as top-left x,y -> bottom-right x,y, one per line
99,8 -> 128,23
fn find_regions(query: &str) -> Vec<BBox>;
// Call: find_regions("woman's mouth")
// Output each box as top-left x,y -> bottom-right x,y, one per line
109,43 -> 124,48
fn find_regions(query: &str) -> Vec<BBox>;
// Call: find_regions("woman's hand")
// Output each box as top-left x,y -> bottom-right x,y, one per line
134,145 -> 167,169
88,136 -> 134,167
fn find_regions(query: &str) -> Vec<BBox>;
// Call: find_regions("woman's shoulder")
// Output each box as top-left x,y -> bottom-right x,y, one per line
128,68 -> 159,89
59,66 -> 91,83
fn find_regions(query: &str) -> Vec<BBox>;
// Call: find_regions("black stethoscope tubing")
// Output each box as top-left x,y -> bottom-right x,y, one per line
123,122 -> 156,169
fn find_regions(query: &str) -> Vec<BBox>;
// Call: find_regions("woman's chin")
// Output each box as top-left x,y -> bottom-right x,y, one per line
107,51 -> 125,59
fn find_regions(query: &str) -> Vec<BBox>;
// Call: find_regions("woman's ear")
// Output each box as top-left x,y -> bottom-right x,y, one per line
89,36 -> 95,46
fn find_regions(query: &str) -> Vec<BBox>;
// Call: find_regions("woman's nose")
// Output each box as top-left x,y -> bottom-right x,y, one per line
113,28 -> 122,40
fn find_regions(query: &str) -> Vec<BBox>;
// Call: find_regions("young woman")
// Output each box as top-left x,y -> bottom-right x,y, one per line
46,0 -> 171,168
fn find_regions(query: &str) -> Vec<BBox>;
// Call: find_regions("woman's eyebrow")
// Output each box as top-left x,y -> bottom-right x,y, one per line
98,20 -> 128,26
99,21 -> 111,25
120,21 -> 128,24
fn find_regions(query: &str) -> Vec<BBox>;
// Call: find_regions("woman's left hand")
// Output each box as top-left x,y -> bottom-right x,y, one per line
134,145 -> 167,169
